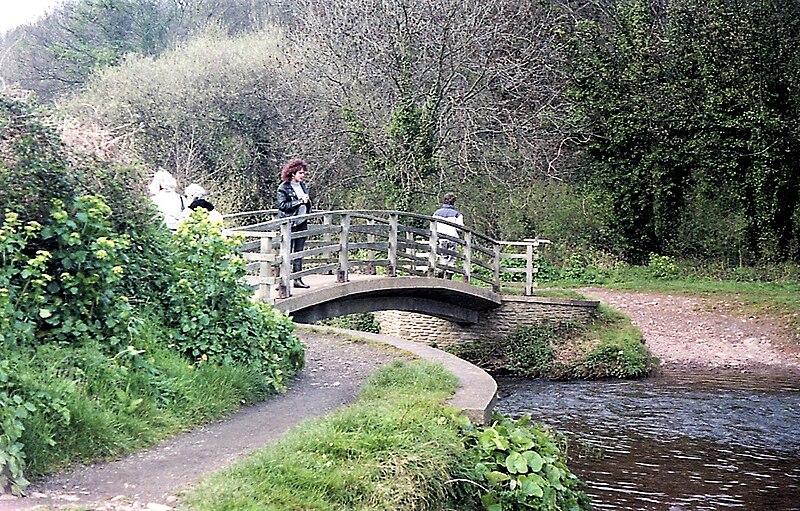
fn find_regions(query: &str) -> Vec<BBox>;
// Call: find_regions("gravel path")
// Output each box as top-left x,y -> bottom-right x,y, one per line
580,288 -> 800,374
7,329 -> 407,511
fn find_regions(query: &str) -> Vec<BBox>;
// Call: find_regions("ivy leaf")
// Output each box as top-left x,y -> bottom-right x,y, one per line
505,451 -> 528,474
484,471 -> 511,485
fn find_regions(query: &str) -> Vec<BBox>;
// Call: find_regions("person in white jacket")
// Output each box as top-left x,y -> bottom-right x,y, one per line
432,192 -> 464,279
148,169 -> 184,231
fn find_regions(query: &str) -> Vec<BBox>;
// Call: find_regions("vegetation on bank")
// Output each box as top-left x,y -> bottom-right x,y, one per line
182,360 -> 591,511
0,95 -> 304,494
446,304 -> 656,381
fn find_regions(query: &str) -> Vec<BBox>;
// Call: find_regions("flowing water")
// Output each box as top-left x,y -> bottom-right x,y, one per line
496,373 -> 800,511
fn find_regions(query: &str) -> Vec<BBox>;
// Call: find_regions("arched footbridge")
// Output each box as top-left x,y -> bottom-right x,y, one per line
223,210 -> 549,323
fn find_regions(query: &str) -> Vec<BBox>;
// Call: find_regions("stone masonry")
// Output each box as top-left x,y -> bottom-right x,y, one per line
375,295 -> 599,347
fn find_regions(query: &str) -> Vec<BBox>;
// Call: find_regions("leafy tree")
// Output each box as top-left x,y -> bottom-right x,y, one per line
565,0 -> 800,263
0,0 -> 289,102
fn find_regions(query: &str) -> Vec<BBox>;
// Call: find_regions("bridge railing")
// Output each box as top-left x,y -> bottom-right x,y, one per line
223,210 -> 548,302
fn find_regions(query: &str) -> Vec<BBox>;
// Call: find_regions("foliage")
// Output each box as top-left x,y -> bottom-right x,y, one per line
450,305 -> 657,381
1,198 -> 134,350
647,253 -> 679,280
460,414 -> 591,511
316,313 -> 381,334
0,359 -> 33,495
163,211 -> 304,388
0,93 -> 77,225
565,0 -> 800,264
1,0 -> 282,101
69,25 -> 302,215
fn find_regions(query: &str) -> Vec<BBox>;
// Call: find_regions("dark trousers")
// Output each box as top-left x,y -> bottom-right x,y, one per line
291,222 -> 307,273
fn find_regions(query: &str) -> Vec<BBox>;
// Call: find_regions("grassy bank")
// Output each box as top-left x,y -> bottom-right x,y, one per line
446,302 -> 657,380
180,360 -> 591,511
5,309 -> 285,484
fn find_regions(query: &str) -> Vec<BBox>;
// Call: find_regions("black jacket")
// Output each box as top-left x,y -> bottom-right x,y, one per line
276,181 -> 312,219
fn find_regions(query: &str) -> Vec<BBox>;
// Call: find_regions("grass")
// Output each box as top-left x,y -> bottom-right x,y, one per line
14,309 -> 277,479
179,359 -> 470,511
446,303 -> 657,380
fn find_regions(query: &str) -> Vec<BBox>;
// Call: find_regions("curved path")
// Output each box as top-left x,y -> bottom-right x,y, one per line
9,330 -> 408,511
9,326 -> 495,511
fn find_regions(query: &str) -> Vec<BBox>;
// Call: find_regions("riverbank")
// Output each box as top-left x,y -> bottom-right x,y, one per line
579,288 -> 800,374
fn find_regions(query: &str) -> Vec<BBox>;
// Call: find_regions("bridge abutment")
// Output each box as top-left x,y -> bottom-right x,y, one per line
375,296 -> 599,347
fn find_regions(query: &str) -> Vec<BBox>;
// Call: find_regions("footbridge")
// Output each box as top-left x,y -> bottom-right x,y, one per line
223,210 -> 549,324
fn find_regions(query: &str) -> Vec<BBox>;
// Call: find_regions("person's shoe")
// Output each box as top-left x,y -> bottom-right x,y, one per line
293,279 -> 310,289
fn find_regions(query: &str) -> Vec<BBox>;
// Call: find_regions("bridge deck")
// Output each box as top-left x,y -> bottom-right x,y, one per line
273,274 -> 502,325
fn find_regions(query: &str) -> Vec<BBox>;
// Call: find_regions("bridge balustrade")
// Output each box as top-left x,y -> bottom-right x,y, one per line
223,210 -> 548,303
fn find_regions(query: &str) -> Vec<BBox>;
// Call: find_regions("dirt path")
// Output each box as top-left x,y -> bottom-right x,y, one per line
6,329 -> 407,511
579,288 -> 800,374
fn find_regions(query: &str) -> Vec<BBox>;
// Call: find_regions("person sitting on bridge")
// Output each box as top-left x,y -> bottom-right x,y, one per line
276,159 -> 312,289
432,192 -> 464,279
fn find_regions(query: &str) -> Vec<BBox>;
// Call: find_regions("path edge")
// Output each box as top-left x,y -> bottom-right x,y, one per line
299,324 -> 497,424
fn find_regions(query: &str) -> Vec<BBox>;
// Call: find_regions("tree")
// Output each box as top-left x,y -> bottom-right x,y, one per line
565,0 -> 800,263
287,0 -> 574,223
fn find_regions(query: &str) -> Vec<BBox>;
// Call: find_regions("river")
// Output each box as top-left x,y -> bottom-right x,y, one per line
496,372 -> 800,510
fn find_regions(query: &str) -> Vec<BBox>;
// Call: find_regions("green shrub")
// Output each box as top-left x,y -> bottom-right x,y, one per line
647,253 -> 679,280
164,211 -> 304,388
1,197 -> 134,350
0,94 -> 77,226
460,414 -> 591,511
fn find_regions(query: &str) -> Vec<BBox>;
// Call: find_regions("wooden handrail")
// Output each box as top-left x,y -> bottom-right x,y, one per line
224,210 -> 548,303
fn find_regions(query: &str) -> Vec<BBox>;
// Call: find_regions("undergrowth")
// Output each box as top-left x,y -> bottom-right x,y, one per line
448,304 -> 657,380
181,360 -> 591,511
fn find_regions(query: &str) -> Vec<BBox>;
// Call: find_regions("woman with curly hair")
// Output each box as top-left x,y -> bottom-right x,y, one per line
276,159 -> 312,288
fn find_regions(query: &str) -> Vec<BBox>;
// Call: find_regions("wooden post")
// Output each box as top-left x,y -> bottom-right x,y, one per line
338,214 -> 350,282
280,221 -> 292,298
323,213 -> 334,274
492,243 -> 501,293
464,231 -> 472,284
388,214 -> 398,277
526,242 -> 534,296
366,219 -> 376,275
258,235 -> 272,302
428,219 -> 438,277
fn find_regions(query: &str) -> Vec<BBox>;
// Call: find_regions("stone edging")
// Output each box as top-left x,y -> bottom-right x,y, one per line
298,324 -> 497,425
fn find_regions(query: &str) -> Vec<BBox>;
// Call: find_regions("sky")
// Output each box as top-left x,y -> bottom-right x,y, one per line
0,0 -> 63,35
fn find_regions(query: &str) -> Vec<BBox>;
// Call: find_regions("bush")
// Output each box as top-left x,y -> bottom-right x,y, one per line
460,414 -> 591,511
0,93 -> 77,226
163,211 -> 304,388
1,197 -> 134,351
